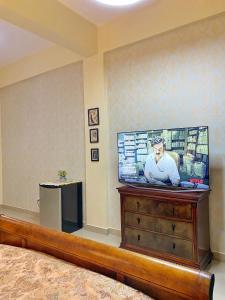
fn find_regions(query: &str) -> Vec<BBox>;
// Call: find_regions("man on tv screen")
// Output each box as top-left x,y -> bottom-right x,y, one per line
144,137 -> 180,186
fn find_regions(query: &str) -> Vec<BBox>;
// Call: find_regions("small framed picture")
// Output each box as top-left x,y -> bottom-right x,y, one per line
91,148 -> 99,162
90,128 -> 99,143
88,108 -> 99,126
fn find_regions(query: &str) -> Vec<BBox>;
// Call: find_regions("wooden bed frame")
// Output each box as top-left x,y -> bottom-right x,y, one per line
0,215 -> 214,300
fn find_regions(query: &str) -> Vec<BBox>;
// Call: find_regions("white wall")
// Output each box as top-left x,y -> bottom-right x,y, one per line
105,14 -> 225,254
0,62 -> 85,212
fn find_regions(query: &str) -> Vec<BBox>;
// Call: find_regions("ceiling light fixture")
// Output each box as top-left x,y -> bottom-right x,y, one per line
96,0 -> 144,6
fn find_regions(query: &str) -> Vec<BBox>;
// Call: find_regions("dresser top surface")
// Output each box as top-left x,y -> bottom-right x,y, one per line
117,185 -> 210,203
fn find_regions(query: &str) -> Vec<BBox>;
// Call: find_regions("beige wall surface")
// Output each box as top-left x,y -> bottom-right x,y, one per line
83,54 -> 109,229
0,62 -> 85,212
105,14 -> 225,253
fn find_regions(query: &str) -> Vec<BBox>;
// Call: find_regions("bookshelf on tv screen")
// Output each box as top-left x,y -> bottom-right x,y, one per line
118,126 -> 209,190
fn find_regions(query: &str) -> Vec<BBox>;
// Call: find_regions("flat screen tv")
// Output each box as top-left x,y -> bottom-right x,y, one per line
118,126 -> 209,190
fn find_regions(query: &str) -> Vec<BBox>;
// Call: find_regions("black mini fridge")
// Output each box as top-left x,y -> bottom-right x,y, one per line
39,181 -> 83,233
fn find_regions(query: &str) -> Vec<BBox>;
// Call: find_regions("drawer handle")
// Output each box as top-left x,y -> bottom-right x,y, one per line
172,224 -> 176,231
137,217 -> 141,224
137,234 -> 141,241
137,201 -> 140,210
173,242 -> 176,249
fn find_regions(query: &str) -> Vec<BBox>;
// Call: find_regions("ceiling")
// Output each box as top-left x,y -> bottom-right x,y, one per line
0,0 -> 154,69
59,0 -> 154,25
0,19 -> 53,68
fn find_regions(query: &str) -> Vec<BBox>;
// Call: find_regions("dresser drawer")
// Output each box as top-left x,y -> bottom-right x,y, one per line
124,196 -> 192,220
125,212 -> 193,240
125,227 -> 193,260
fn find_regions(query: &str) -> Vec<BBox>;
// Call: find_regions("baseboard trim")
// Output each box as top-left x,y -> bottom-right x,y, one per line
84,224 -> 108,235
213,251 -> 225,262
109,228 -> 121,237
84,224 -> 121,237
0,206 -> 122,237
0,204 -> 39,218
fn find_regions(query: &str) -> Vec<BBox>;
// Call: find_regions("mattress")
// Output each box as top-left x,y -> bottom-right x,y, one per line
0,244 -> 152,300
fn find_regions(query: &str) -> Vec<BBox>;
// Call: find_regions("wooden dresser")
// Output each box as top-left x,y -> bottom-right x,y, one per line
118,186 -> 212,269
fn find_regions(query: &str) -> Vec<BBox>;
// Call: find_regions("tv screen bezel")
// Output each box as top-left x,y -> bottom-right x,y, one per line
117,126 -> 210,191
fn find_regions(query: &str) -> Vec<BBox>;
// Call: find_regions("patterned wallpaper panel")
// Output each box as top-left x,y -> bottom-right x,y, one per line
105,13 -> 225,252
0,62 -> 85,212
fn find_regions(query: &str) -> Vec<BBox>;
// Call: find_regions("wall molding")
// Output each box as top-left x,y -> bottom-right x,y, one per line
0,204 -> 39,218
84,224 -> 121,237
0,206 -> 120,237
0,205 -> 122,237
213,251 -> 225,262
84,224 -> 108,235
109,228 -> 121,237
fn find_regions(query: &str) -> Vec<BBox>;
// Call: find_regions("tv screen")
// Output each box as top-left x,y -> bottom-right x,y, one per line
118,126 -> 209,190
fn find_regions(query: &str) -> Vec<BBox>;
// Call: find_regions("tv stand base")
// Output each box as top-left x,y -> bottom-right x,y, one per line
118,185 -> 212,269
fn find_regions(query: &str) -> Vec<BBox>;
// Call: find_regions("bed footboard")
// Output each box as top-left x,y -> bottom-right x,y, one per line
0,215 -> 214,300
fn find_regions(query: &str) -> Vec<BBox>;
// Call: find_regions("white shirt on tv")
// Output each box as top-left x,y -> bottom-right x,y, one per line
144,152 -> 180,185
